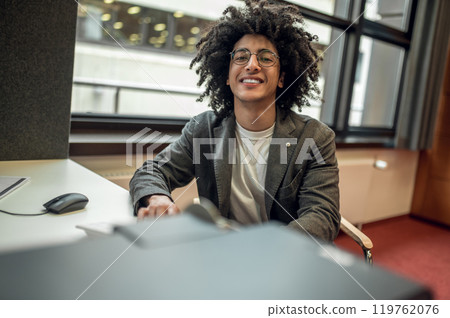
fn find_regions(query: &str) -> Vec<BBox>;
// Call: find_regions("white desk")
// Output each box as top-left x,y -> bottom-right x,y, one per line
0,159 -> 135,253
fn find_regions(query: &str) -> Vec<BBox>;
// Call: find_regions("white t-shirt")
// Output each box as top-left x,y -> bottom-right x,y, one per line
229,121 -> 275,224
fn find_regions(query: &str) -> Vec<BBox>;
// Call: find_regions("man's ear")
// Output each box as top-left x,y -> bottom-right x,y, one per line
278,72 -> 285,88
226,78 -> 230,85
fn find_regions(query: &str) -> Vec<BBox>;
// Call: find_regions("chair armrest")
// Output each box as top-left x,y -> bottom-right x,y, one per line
340,216 -> 373,250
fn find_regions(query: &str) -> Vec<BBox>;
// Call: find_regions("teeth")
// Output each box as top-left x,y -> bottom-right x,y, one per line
242,79 -> 261,84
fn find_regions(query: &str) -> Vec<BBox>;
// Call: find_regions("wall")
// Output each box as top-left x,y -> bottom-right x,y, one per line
411,45 -> 450,226
0,1 -> 77,160
337,149 -> 419,224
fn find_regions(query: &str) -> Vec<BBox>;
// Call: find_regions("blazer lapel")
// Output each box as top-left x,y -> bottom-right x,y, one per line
264,110 -> 297,218
213,115 -> 236,218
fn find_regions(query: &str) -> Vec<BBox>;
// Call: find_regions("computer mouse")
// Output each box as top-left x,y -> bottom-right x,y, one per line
43,193 -> 89,214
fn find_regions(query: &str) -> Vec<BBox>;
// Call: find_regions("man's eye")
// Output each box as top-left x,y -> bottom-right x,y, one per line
260,53 -> 274,63
261,57 -> 273,62
235,55 -> 248,61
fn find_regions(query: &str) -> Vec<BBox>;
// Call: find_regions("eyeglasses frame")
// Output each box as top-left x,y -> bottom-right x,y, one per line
229,48 -> 280,67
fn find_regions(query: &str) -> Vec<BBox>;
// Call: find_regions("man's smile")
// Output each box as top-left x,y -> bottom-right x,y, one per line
239,76 -> 264,86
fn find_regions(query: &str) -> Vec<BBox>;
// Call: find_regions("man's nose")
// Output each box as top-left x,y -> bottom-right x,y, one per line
246,54 -> 261,71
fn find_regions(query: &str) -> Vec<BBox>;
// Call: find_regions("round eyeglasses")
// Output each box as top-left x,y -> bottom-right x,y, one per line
230,48 -> 280,67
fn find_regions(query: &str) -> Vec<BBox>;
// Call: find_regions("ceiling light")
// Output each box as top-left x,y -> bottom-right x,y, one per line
173,11 -> 184,18
101,13 -> 111,21
190,27 -> 200,35
113,22 -> 123,29
154,23 -> 166,31
129,34 -> 140,42
127,6 -> 141,15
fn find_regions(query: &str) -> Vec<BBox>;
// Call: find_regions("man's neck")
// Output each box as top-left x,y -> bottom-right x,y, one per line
234,102 -> 276,132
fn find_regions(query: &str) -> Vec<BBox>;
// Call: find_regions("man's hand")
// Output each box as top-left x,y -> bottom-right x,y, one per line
137,195 -> 180,219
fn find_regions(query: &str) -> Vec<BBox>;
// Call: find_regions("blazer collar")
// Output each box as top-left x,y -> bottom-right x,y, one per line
264,109 -> 298,217
212,114 -> 236,217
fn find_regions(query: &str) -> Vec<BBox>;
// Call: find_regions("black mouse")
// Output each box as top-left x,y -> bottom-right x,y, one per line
43,193 -> 89,214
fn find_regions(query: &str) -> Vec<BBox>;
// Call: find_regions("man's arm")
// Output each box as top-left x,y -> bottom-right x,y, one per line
287,126 -> 340,242
129,117 -> 197,216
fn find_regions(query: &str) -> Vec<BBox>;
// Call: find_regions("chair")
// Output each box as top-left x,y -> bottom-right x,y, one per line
340,216 -> 373,265
189,198 -> 374,265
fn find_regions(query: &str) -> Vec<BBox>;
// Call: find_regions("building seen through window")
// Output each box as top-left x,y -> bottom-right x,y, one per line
72,0 -> 416,134
76,0 -> 210,52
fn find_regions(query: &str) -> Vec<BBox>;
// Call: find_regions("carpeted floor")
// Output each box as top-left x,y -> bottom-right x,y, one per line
335,215 -> 450,300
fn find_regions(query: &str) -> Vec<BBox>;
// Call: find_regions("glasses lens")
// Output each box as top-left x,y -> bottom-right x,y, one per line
232,49 -> 250,64
258,50 -> 276,66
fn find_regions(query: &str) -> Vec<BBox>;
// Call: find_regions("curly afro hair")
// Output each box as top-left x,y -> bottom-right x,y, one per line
190,0 -> 321,119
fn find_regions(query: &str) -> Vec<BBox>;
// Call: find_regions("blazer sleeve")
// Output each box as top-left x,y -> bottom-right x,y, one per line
287,124 -> 340,242
129,117 -> 197,215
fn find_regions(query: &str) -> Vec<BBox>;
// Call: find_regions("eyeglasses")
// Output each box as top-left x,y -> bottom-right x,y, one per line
230,48 -> 280,67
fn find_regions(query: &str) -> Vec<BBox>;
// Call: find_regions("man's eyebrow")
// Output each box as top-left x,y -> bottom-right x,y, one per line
234,47 -> 273,52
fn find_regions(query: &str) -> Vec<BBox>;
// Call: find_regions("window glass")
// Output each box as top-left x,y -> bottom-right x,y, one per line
349,36 -> 404,128
286,0 -> 349,19
300,19 -> 345,125
72,0 -> 216,118
364,0 -> 411,31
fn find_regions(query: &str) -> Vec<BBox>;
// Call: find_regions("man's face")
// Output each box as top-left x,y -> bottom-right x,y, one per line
227,34 -> 284,110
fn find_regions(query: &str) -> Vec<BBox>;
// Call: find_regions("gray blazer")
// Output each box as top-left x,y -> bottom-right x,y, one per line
130,109 -> 340,241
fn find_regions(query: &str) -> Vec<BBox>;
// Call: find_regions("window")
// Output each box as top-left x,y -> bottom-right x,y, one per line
73,0 -> 213,118
286,0 -> 350,19
72,0 -> 418,142
364,0 -> 412,31
302,19 -> 346,126
349,37 -> 405,128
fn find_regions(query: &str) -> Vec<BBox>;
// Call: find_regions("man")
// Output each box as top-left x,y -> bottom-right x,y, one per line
129,0 -> 340,242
